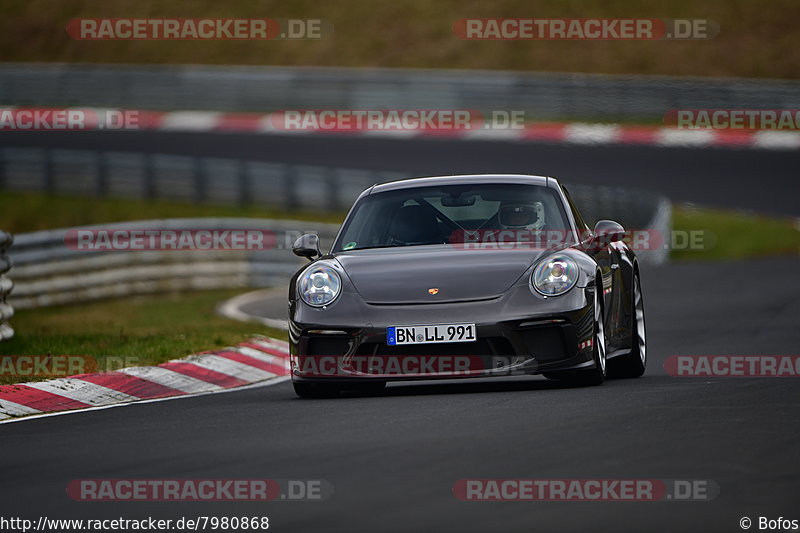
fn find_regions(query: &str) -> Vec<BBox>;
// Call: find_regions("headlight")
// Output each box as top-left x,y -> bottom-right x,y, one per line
531,255 -> 578,296
298,264 -> 342,307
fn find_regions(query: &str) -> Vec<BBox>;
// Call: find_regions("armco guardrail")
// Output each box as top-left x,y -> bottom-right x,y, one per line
0,148 -> 410,212
1,63 -> 799,122
570,185 -> 671,266
7,219 -> 339,310
0,230 -> 13,340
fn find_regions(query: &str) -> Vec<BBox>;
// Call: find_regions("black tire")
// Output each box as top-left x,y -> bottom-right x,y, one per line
608,270 -> 647,379
292,381 -> 341,399
548,281 -> 607,386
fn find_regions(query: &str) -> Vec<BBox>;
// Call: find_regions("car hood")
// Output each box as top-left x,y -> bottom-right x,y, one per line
334,245 -> 548,304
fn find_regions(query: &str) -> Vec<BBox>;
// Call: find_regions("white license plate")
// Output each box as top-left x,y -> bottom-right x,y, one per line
387,324 -> 476,345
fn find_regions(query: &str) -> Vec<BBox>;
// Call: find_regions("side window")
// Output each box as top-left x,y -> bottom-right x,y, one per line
561,186 -> 591,238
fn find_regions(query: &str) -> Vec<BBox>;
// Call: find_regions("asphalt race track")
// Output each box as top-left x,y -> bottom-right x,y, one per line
2,130 -> 799,215
2,131 -> 798,531
1,256 -> 799,532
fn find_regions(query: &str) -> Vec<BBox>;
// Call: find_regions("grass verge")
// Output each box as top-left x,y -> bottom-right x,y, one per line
0,289 -> 287,385
1,0 -> 798,79
670,206 -> 800,261
0,191 -> 346,234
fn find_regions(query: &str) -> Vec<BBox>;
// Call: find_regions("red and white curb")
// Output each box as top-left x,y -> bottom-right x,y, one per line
0,337 -> 289,423
116,109 -> 800,150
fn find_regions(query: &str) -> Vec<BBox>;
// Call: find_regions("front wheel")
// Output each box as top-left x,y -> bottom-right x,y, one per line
547,283 -> 607,386
608,270 -> 646,378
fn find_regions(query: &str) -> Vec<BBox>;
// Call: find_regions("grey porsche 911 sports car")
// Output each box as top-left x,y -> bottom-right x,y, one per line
288,174 -> 646,398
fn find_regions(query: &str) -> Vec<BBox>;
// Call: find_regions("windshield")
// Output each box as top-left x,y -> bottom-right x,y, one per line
333,183 -> 574,252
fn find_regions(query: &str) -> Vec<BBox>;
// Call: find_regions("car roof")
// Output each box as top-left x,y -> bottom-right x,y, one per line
369,174 -> 556,194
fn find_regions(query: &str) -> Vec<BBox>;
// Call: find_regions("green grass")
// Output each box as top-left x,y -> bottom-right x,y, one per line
0,289 -> 287,385
0,0 -> 798,79
671,206 -> 800,261
0,191 -> 346,233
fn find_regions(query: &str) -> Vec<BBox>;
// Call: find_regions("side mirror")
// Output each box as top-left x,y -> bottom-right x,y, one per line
591,220 -> 625,248
292,234 -> 321,260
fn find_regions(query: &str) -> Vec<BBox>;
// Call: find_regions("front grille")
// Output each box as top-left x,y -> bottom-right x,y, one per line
349,337 -> 517,376
518,326 -> 569,362
358,337 -> 514,357
305,336 -> 351,356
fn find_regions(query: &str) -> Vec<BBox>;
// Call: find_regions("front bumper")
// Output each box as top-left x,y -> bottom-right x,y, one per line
289,282 -> 597,382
